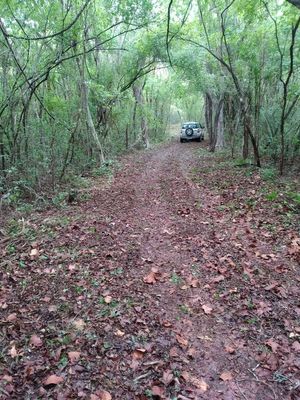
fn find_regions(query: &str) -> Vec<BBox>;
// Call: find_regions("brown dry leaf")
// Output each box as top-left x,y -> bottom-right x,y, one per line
132,349 -> 146,360
224,345 -> 235,354
180,285 -> 189,290
288,238 -> 300,255
9,345 -> 18,358
129,359 -> 139,370
68,351 -> 81,363
115,329 -> 125,337
30,248 -> 39,258
98,390 -> 112,400
176,334 -> 188,347
6,313 -> 17,322
143,267 -> 159,284
212,275 -> 225,283
2,375 -> 13,382
104,296 -> 112,304
151,386 -> 164,397
72,318 -> 86,331
68,264 -> 76,271
169,347 -> 179,357
30,334 -> 43,347
181,371 -> 208,392
265,282 -> 278,291
265,338 -> 279,353
162,370 -> 174,386
190,278 -> 198,288
43,374 -> 64,386
220,371 -> 233,381
292,341 -> 300,352
187,347 -> 197,358
202,304 -> 213,314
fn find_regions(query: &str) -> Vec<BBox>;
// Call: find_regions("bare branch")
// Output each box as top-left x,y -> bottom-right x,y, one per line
2,0 -> 92,41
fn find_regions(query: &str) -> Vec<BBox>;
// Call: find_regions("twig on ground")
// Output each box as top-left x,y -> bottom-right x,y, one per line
235,381 -> 249,400
133,371 -> 152,383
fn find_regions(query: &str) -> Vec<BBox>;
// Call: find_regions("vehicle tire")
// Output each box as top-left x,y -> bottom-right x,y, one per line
180,138 -> 183,143
185,127 -> 193,137
196,137 -> 201,142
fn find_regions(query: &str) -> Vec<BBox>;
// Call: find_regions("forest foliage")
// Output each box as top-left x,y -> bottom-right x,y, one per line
0,0 -> 299,203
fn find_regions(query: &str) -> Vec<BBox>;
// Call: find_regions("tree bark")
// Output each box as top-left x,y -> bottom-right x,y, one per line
205,93 -> 213,151
132,84 -> 149,148
214,98 -> 225,150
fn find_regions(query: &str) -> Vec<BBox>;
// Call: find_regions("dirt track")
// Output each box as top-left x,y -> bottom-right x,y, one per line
1,140 -> 299,399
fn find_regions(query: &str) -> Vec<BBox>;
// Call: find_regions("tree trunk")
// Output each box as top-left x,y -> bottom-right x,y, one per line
132,84 -> 149,148
77,45 -> 105,164
215,98 -> 225,149
205,93 -> 213,151
242,119 -> 249,159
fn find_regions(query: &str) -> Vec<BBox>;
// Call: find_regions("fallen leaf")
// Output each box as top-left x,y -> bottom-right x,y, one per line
68,264 -> 76,271
104,296 -> 112,304
132,349 -> 146,360
30,248 -> 39,259
1,375 -> 13,382
291,341 -> 300,352
212,275 -> 225,283
224,345 -> 235,354
9,345 -> 18,358
162,370 -> 173,385
181,371 -> 208,392
68,351 -> 81,363
265,282 -> 279,291
30,334 -> 43,347
115,329 -> 125,337
220,371 -> 233,381
98,390 -> 112,400
129,359 -> 139,370
143,267 -> 159,284
265,338 -> 279,353
202,304 -> 213,314
176,334 -> 188,347
152,386 -> 164,397
187,347 -> 197,358
169,347 -> 179,357
6,313 -> 17,322
43,374 -> 64,386
72,319 -> 86,331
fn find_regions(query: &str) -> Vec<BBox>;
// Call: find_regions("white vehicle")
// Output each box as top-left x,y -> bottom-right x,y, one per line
180,122 -> 204,142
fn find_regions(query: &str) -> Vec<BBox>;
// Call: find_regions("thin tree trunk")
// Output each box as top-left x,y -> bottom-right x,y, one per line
77,38 -> 105,164
215,98 -> 225,149
205,93 -> 213,151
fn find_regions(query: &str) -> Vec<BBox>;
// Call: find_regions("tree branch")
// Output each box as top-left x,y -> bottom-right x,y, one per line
2,0 -> 92,41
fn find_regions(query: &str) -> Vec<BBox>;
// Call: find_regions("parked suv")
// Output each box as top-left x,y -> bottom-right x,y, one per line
180,122 -> 204,142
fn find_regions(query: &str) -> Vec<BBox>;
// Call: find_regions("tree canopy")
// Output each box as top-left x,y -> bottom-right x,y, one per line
0,0 -> 299,199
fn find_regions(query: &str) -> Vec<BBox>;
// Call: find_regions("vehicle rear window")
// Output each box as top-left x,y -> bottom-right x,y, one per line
182,123 -> 199,129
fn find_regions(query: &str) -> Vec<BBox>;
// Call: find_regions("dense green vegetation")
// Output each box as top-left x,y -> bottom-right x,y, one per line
0,0 -> 299,203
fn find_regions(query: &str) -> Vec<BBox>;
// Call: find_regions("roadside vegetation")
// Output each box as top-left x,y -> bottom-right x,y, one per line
0,0 -> 300,211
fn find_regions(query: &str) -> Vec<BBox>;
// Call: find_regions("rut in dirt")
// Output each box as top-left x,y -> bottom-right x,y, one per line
1,140 -> 299,400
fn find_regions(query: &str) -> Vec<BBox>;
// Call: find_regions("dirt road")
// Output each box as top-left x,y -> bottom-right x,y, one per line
1,140 -> 299,399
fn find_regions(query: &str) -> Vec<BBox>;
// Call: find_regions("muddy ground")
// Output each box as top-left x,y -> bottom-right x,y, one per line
0,140 -> 299,399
